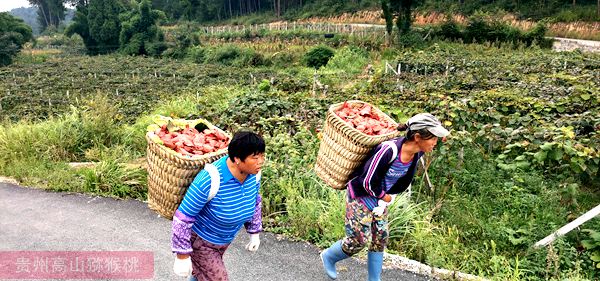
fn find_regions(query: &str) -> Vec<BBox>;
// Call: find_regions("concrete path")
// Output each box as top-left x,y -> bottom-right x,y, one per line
0,182 -> 435,281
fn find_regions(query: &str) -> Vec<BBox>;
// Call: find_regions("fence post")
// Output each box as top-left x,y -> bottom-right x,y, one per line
385,61 -> 398,76
534,204 -> 600,249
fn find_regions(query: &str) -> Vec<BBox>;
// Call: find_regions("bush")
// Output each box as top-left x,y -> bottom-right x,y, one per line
271,51 -> 297,67
523,23 -> 553,49
438,21 -> 463,41
464,15 -> 495,43
398,31 -> 426,48
205,45 -> 241,65
303,45 -> 335,69
186,46 -> 206,63
439,14 -> 551,49
235,48 -> 270,67
204,45 -> 269,67
322,45 -> 369,75
0,12 -> 33,66
162,26 -> 197,59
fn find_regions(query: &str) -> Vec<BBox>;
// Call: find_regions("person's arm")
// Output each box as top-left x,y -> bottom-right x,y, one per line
244,179 -> 262,252
244,194 -> 263,234
171,170 -> 212,255
361,144 -> 394,199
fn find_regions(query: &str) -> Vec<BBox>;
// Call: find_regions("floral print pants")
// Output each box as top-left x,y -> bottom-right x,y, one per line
341,195 -> 389,255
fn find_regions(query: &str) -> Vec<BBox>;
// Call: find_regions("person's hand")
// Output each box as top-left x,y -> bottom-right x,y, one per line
173,255 -> 192,277
381,194 -> 392,203
373,195 -> 396,216
372,205 -> 385,216
245,233 -> 260,252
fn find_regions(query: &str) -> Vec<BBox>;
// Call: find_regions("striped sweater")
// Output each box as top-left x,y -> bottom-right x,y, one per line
171,156 -> 262,254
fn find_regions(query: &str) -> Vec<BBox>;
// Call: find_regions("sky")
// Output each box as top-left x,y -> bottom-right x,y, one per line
0,0 -> 31,12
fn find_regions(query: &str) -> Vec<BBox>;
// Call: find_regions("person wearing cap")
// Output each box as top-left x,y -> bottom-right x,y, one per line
320,113 -> 449,281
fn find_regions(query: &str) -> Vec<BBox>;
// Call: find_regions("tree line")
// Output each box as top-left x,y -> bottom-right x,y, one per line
25,0 -> 600,33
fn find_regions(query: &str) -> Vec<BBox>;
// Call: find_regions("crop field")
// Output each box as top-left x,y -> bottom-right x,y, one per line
1,36 -> 599,280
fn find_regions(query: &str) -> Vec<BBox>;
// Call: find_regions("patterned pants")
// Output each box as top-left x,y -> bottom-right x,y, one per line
341,195 -> 389,255
190,232 -> 230,281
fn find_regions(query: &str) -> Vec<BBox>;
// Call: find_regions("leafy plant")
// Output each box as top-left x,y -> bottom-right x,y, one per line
581,229 -> 600,269
303,45 -> 334,69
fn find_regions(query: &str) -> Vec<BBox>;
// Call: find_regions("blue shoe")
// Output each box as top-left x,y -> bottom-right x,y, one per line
367,251 -> 384,281
320,240 -> 350,279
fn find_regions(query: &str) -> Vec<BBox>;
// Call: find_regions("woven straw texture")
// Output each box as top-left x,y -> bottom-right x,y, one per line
315,100 -> 400,189
145,121 -> 230,219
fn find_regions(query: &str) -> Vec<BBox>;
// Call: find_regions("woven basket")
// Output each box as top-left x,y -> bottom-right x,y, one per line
315,100 -> 401,189
145,120 -> 231,219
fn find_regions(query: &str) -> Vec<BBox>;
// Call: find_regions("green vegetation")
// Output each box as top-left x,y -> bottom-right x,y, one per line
1,23 -> 599,281
303,45 -> 335,68
381,0 -> 415,40
66,0 -> 124,54
118,0 -> 167,56
434,14 -> 553,48
0,12 -> 33,66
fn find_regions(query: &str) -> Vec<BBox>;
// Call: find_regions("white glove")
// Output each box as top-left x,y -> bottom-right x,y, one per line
373,194 -> 397,216
173,256 -> 192,277
372,205 -> 386,216
245,233 -> 260,252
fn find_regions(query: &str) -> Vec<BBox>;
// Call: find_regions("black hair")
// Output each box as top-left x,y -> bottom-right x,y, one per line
228,131 -> 266,161
397,124 -> 436,140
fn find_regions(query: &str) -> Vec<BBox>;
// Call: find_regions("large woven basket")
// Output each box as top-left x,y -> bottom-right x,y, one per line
315,100 -> 401,189
145,120 -> 231,219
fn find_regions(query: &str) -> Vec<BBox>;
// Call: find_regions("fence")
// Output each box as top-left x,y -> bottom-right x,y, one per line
200,22 -> 386,38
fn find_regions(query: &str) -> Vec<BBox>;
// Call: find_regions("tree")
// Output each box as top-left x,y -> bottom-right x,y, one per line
381,0 -> 393,45
27,0 -> 66,32
0,12 -> 33,66
119,0 -> 166,56
88,0 -> 123,53
65,0 -> 123,54
65,4 -> 98,54
381,0 -> 415,44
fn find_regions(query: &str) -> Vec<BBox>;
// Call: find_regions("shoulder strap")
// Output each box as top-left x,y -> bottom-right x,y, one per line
381,140 -> 398,164
256,171 -> 261,184
204,163 -> 220,201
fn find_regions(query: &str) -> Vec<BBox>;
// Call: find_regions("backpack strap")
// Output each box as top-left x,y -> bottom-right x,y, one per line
204,164 -> 261,201
204,163 -> 220,201
381,140 -> 398,164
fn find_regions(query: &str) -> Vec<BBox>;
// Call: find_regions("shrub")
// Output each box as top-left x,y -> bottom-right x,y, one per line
186,46 -> 206,63
438,21 -> 463,41
322,45 -> 369,75
204,45 -> 269,67
0,12 -> 33,66
303,45 -> 335,69
205,45 -> 241,65
271,51 -> 297,67
398,31 -> 426,48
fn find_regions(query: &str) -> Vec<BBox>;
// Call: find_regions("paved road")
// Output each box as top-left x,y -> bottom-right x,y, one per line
0,183 -> 434,281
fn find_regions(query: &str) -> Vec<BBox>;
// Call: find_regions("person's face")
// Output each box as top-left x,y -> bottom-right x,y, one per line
238,152 -> 265,174
416,135 -> 439,153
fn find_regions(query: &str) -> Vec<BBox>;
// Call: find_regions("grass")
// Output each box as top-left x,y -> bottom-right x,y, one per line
1,39 -> 599,280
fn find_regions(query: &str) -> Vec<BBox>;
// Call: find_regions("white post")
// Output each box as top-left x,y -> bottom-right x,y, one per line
534,204 -> 600,248
420,158 -> 433,191
385,61 -> 397,75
